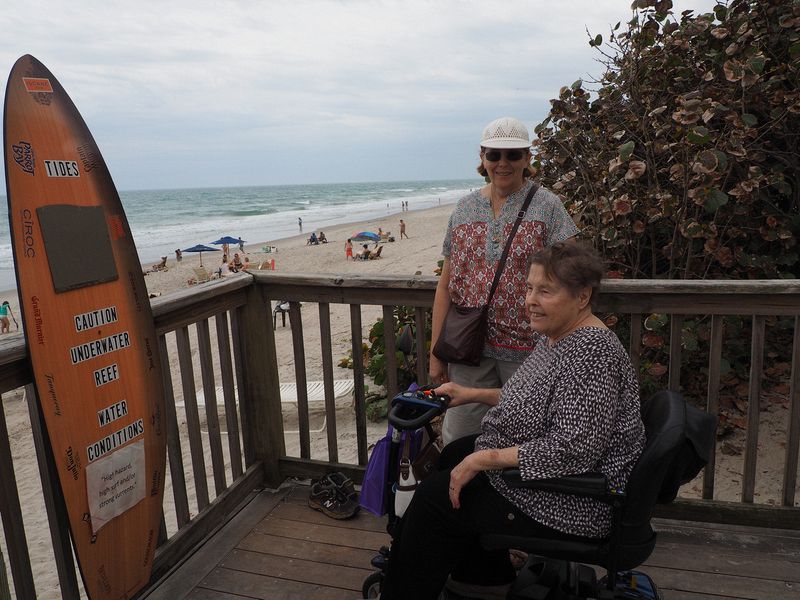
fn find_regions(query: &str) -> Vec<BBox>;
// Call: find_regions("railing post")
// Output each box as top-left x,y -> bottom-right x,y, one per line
0,389 -> 36,599
237,282 -> 285,486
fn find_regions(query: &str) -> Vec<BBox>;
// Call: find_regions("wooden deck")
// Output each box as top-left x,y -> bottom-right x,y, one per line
142,482 -> 800,600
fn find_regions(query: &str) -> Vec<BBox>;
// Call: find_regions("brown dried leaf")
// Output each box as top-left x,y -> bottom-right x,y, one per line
624,160 -> 647,180
710,27 -> 729,39
613,198 -> 633,215
642,332 -> 665,348
647,363 -> 668,376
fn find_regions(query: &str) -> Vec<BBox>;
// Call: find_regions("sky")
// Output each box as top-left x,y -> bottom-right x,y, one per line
1,0 -> 719,191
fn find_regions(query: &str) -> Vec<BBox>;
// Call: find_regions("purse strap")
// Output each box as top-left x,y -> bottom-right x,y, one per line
485,182 -> 539,307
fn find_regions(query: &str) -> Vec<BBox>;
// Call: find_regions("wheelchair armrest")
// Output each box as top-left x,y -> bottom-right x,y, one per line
501,468 -> 609,498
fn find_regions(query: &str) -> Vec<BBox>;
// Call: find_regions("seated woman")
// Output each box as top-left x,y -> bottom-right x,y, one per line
355,243 -> 371,260
231,253 -> 243,272
381,242 -> 645,600
318,231 -> 328,243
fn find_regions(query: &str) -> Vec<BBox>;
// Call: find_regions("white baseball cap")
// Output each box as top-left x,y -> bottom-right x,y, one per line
480,117 -> 531,149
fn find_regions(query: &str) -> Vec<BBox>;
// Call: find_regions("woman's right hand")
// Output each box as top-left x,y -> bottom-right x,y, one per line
432,382 -> 473,407
429,355 -> 449,386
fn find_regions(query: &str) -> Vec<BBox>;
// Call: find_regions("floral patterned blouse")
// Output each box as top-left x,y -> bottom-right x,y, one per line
475,327 -> 645,538
442,181 -> 578,363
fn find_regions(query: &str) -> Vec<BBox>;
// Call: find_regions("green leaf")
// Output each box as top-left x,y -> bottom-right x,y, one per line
687,126 -> 710,144
747,56 -> 765,74
705,189 -> 729,213
571,79 -> 583,91
741,113 -> 758,127
594,34 -> 603,46
719,357 -> 731,376
618,140 -> 635,160
789,43 -> 800,60
713,150 -> 728,172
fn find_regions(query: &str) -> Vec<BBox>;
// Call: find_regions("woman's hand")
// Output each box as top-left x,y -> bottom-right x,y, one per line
434,383 -> 501,408
448,453 -> 481,509
448,447 -> 519,509
433,382 -> 472,408
429,355 -> 449,385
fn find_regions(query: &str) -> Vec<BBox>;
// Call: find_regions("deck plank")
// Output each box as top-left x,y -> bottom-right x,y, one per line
196,567 -> 356,599
218,548 -> 372,590
148,484 -> 800,600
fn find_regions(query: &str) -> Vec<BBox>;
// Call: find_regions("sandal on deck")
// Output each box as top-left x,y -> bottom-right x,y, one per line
308,472 -> 360,520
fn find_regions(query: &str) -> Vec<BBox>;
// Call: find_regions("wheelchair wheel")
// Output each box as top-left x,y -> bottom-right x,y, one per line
362,570 -> 383,598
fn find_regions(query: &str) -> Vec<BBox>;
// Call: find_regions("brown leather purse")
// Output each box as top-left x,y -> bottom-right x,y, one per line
432,184 -> 538,366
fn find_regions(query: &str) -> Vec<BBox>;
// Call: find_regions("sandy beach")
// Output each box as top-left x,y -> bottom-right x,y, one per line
0,203 -> 454,598
0,201 -> 796,598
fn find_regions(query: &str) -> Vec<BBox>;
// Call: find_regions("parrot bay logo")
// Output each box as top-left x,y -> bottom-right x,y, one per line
12,141 -> 35,175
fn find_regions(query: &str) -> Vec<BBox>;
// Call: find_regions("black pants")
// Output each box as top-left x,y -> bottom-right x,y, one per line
381,435 -> 583,600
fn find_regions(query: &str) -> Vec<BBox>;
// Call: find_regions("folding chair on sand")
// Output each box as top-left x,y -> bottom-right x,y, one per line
191,267 -> 211,284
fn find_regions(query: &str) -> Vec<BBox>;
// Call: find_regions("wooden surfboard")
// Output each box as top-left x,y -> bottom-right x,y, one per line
3,55 -> 166,599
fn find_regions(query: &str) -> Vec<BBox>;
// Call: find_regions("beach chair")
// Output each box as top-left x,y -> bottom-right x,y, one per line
185,379 -> 355,434
369,245 -> 384,259
192,266 -> 211,283
273,300 -> 290,328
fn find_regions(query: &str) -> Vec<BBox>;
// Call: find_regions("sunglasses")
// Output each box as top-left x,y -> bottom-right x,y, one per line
483,149 -> 528,162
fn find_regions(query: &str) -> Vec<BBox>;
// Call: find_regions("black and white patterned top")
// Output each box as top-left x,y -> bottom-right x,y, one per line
475,327 -> 645,538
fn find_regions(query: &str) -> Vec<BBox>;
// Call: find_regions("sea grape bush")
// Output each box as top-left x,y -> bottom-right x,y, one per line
534,0 -> 799,424
535,0 -> 799,280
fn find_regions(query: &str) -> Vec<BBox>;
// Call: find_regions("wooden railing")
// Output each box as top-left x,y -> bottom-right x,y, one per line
1,274 -> 799,597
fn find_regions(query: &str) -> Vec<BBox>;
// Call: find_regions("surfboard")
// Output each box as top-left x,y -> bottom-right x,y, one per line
3,55 -> 166,599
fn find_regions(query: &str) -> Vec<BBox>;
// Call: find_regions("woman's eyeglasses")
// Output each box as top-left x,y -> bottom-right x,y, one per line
483,149 -> 527,162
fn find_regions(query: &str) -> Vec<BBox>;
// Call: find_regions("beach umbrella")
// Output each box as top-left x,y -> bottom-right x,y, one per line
210,236 -> 244,245
352,231 -> 380,242
182,244 -> 220,266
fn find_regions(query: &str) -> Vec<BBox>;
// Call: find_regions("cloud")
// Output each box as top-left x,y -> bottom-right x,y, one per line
1,0 -> 719,188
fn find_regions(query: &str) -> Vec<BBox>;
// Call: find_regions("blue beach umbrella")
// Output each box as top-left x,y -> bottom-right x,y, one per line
182,244 -> 220,267
352,231 -> 380,242
210,236 -> 244,245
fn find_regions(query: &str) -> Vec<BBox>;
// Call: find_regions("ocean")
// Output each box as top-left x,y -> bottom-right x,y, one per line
0,178 -> 479,292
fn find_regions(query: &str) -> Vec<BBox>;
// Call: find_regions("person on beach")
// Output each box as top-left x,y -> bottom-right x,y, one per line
238,237 -> 245,252
381,243 -> 645,600
356,244 -> 371,260
345,239 -> 354,259
430,116 -> 579,445
318,231 -> 327,243
0,301 -> 14,333
175,248 -> 182,262
222,242 -> 230,257
400,219 -> 408,239
298,217 -> 303,231
307,232 -> 319,245
231,253 -> 243,272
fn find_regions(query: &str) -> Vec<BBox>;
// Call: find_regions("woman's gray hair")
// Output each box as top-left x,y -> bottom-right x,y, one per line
527,242 -> 604,308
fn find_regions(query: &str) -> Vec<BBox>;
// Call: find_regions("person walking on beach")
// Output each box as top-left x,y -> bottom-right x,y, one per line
345,238 -> 353,260
238,237 -> 245,252
0,301 -> 16,333
430,116 -> 578,445
175,248 -> 182,262
298,217 -> 303,231
400,219 -> 408,239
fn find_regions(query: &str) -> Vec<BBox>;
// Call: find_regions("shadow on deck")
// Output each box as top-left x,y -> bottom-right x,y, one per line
143,482 -> 800,600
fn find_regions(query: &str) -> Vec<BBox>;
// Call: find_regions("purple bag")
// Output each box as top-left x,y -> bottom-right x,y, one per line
359,424 -> 424,516
359,428 -> 393,516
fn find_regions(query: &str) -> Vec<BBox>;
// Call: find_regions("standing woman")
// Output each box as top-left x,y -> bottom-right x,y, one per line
431,117 -> 579,444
